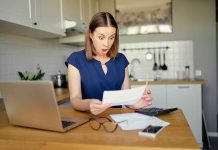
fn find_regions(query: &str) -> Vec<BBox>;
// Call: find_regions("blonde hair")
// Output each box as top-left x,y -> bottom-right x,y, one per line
85,12 -> 119,60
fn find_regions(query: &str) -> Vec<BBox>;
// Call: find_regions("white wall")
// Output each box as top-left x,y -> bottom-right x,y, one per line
0,33 -> 77,80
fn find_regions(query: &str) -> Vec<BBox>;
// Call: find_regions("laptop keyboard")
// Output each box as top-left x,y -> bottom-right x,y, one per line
135,107 -> 178,116
61,120 -> 76,128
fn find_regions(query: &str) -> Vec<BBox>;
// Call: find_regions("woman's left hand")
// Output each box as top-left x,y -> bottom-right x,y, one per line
128,90 -> 152,109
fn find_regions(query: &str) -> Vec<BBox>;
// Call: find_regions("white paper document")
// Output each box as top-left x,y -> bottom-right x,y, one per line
110,113 -> 170,130
102,86 -> 146,106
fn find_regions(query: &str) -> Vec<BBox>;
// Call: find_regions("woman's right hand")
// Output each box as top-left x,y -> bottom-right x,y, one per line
89,99 -> 111,115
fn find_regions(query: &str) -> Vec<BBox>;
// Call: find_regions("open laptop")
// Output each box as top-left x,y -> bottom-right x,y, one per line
0,80 -> 89,132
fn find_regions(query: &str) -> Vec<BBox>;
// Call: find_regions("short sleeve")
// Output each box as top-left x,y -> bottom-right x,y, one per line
118,53 -> 129,69
65,51 -> 81,69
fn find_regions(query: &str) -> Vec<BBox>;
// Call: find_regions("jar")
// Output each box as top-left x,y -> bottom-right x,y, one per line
185,66 -> 190,80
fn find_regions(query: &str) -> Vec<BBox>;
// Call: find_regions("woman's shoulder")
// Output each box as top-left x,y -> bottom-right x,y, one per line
116,52 -> 127,60
69,49 -> 85,58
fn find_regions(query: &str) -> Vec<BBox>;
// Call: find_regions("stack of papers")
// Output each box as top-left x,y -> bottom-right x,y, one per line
102,86 -> 146,106
110,113 -> 170,130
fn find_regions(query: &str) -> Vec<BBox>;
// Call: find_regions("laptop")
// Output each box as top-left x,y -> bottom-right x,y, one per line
0,80 -> 89,132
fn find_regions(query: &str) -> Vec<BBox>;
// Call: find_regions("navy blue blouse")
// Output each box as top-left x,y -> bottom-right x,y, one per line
65,49 -> 129,102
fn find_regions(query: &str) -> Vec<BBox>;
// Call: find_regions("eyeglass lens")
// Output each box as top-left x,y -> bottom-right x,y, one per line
89,117 -> 118,132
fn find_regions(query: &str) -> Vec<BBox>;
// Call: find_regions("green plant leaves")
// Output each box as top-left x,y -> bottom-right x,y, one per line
18,69 -> 45,80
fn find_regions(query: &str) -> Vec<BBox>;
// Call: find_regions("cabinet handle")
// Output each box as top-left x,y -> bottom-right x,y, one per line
177,85 -> 190,89
33,22 -> 37,25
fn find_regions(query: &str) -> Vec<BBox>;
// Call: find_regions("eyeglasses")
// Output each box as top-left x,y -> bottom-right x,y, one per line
89,117 -> 127,133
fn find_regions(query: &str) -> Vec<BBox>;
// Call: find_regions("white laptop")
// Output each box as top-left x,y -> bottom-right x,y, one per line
0,80 -> 89,132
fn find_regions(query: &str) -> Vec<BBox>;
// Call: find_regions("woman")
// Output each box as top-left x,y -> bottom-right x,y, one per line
66,12 -> 152,115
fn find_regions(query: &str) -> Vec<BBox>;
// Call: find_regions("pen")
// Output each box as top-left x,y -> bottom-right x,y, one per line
145,81 -> 148,94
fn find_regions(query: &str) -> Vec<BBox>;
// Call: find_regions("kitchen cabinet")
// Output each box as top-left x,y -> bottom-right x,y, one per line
62,0 -> 99,30
98,0 -> 115,17
131,82 -> 203,146
149,85 -> 167,108
0,0 -> 33,27
167,84 -> 202,146
34,0 -> 64,36
0,0 -> 64,37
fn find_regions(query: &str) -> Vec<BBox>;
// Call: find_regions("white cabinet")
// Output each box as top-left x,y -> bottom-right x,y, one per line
0,0 -> 33,27
62,0 -> 85,27
62,0 -> 99,30
84,0 -> 99,27
166,84 -> 202,146
35,0 -> 64,35
148,85 -> 167,108
0,0 -> 64,37
98,0 -> 115,17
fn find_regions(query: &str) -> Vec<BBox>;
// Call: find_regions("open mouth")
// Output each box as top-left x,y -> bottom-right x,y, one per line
102,49 -> 108,52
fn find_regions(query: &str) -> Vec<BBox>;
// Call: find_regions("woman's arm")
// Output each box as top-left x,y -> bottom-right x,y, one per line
68,64 -> 90,111
121,67 -> 130,90
68,64 -> 110,114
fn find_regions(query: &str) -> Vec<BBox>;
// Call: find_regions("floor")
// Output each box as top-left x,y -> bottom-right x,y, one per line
203,137 -> 218,150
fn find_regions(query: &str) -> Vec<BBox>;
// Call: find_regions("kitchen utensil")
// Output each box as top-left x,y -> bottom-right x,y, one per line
152,50 -> 158,71
162,51 -> 168,70
145,49 -> 153,60
51,71 -> 68,88
158,50 -> 162,70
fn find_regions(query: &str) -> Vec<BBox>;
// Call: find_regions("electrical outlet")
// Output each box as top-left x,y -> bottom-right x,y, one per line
195,70 -> 202,77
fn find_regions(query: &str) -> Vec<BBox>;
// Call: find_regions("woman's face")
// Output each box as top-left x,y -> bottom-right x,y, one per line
90,26 -> 116,56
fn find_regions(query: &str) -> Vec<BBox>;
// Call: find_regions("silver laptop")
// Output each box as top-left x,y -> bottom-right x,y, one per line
0,80 -> 89,132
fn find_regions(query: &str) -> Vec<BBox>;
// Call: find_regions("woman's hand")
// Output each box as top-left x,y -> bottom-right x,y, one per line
128,90 -> 152,109
89,99 -> 111,115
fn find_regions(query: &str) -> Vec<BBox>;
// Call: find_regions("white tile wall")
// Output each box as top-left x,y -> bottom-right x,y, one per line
0,33 -> 77,80
120,40 -> 194,81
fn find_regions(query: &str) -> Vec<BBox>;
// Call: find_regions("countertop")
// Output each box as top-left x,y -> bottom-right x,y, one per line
131,79 -> 205,85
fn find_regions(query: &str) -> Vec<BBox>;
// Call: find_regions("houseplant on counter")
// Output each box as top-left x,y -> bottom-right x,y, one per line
18,65 -> 45,80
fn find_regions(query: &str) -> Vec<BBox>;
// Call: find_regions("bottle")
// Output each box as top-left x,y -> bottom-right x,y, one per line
185,66 -> 190,80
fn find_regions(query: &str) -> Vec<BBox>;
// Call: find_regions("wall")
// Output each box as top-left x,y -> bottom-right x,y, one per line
119,0 -> 217,132
0,33 -> 76,80
121,40 -> 194,81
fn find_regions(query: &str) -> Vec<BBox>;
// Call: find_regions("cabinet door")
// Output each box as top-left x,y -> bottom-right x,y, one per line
0,0 -> 33,27
98,0 -> 115,17
131,84 -> 167,108
167,84 -> 202,145
62,0 -> 85,26
35,0 -> 64,35
84,0 -> 99,28
149,85 -> 167,108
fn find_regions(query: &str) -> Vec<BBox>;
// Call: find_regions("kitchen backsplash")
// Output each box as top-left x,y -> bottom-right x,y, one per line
120,40 -> 194,81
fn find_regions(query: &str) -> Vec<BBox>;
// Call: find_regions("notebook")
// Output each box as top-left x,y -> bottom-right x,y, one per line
0,80 -> 89,132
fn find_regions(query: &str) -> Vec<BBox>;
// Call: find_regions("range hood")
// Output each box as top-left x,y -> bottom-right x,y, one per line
59,33 -> 85,46
59,20 -> 86,46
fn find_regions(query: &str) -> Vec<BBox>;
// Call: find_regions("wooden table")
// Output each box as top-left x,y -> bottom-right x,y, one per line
54,88 -> 70,104
0,101 -> 200,150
